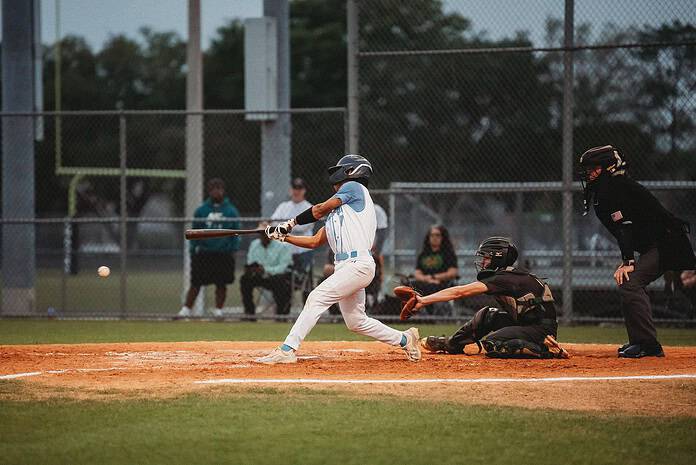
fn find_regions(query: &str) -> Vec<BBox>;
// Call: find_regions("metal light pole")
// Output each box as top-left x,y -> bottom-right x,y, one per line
183,0 -> 205,314
561,0 -> 575,321
347,0 -> 359,154
1,0 -> 37,314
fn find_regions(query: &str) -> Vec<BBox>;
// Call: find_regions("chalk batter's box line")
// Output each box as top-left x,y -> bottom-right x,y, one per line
3,372 -> 695,384
194,374 -> 696,385
0,367 -> 129,380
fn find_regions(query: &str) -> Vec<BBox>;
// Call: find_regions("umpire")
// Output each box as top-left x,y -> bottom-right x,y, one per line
579,145 -> 696,358
178,178 -> 240,319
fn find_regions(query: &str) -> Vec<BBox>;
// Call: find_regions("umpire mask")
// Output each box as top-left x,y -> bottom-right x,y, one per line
578,145 -> 628,215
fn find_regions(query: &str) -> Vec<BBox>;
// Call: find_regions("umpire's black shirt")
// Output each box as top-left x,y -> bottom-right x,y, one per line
592,175 -> 695,270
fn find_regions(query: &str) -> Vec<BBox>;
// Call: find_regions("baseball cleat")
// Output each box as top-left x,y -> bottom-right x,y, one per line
402,327 -> 422,362
420,335 -> 450,353
543,335 -> 570,359
254,347 -> 297,364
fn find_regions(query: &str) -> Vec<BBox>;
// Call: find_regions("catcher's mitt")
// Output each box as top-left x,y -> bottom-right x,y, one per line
393,286 -> 422,320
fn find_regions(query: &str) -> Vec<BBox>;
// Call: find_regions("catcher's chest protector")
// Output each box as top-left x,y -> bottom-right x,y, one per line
494,268 -> 555,320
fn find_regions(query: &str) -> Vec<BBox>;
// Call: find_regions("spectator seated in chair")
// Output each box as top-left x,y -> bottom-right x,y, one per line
412,225 -> 458,293
240,222 -> 293,321
399,225 -> 458,316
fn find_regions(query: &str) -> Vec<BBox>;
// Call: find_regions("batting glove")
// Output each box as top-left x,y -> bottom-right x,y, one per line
265,225 -> 286,242
276,218 -> 296,235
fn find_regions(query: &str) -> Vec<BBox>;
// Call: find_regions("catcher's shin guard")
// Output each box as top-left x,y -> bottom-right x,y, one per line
482,338 -> 547,359
482,336 -> 569,359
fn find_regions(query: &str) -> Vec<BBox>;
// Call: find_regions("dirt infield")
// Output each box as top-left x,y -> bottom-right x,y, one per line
2,341 -> 696,416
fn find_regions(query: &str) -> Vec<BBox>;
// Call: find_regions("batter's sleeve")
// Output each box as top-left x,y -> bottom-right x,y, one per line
333,182 -> 365,211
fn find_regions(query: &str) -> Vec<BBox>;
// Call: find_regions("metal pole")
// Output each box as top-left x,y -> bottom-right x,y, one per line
61,218 -> 69,313
119,112 -> 127,318
261,0 -> 291,217
54,0 -> 62,172
184,0 -> 205,314
343,110 -> 350,153
389,191 -> 396,272
347,0 -> 359,153
561,0 -> 575,321
514,192 -> 524,265
1,0 -> 37,315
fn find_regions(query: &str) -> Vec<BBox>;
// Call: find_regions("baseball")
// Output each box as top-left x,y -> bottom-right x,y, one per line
97,266 -> 110,278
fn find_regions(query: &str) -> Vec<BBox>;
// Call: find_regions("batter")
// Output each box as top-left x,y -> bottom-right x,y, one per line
255,154 -> 421,364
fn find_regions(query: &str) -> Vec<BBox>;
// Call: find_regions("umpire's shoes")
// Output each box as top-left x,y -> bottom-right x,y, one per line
618,343 -> 665,358
617,343 -> 631,356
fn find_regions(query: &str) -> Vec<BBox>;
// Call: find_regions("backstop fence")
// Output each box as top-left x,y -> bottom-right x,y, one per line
1,0 -> 695,323
354,0 -> 696,323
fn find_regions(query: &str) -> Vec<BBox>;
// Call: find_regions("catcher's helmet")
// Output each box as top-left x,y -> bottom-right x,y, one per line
578,145 -> 627,214
328,154 -> 372,184
475,236 -> 518,276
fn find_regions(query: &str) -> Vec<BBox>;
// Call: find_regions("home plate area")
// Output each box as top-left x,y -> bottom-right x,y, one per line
2,341 -> 696,416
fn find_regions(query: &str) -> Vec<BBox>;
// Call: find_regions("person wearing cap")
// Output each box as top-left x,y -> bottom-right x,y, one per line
579,145 -> 696,358
271,178 -> 315,270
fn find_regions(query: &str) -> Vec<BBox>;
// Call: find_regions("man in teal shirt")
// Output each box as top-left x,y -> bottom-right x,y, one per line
178,178 -> 240,319
241,222 -> 293,320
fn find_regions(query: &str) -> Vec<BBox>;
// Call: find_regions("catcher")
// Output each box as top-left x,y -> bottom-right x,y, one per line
395,236 -> 569,359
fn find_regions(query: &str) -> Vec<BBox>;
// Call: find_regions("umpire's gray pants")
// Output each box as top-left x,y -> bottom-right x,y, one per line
618,247 -> 662,346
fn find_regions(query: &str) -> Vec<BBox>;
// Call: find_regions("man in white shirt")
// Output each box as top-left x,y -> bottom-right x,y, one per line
271,178 -> 314,270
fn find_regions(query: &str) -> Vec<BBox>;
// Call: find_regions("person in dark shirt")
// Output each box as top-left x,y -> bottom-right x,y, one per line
178,178 -> 240,320
413,225 -> 458,294
404,236 -> 568,359
579,145 -> 696,358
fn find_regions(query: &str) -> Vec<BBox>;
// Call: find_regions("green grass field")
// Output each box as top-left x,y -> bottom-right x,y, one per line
2,320 -> 696,465
1,388 -> 695,465
1,319 -> 696,345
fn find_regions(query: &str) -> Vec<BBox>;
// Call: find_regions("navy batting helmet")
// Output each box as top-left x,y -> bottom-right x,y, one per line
327,154 -> 372,184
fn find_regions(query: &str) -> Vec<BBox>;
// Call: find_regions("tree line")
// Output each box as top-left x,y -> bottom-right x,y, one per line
1,0 -> 693,217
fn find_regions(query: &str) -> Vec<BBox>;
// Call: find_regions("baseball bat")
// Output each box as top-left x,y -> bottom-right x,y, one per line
185,228 -> 266,240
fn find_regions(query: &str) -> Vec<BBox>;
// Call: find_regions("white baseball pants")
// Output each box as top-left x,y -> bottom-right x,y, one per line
283,257 -> 403,350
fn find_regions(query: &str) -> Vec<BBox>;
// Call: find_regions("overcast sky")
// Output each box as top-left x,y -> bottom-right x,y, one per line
0,1 -> 692,49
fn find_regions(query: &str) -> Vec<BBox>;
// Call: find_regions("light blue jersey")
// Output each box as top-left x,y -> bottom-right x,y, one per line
325,181 -> 376,258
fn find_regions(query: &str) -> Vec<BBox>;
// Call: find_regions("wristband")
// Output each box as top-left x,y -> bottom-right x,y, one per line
295,206 -> 317,225
622,259 -> 635,266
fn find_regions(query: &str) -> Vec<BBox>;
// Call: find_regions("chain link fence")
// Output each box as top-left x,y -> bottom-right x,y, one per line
0,109 -> 346,319
1,1 -> 695,323
357,0 -> 696,322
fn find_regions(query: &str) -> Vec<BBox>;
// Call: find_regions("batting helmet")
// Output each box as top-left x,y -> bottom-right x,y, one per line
475,236 -> 519,277
327,154 -> 373,184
